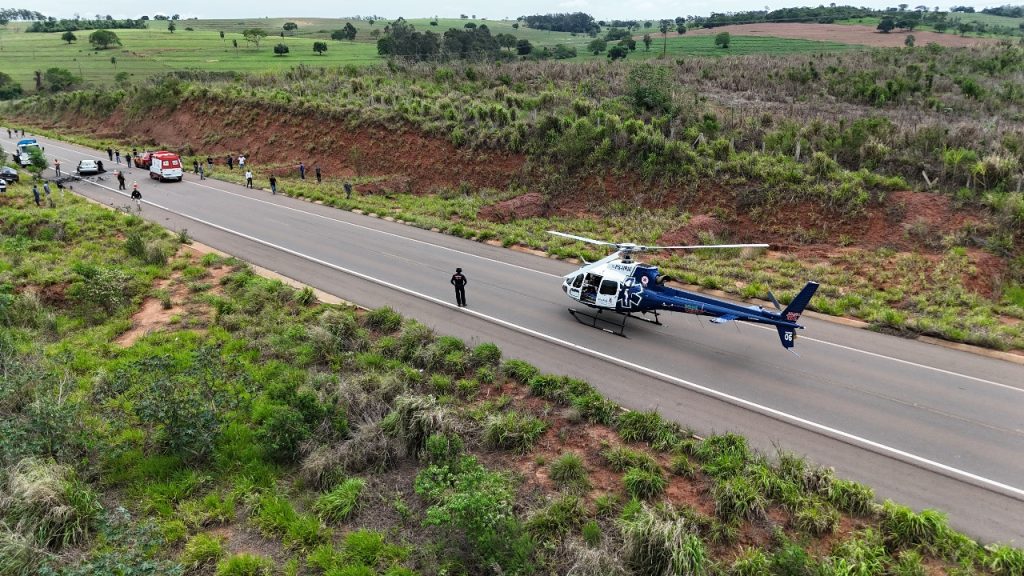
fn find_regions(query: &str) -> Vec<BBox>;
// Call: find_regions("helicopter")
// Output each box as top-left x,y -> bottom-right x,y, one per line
548,231 -> 819,350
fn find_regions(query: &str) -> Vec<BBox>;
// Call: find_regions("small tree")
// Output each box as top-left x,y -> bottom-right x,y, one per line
343,22 -> 357,40
61,31 -> 77,44
242,28 -> 267,49
587,38 -> 607,54
26,147 -> 48,176
283,22 -> 298,34
877,16 -> 896,33
167,21 -> 175,33
905,34 -> 915,47
219,30 -> 225,45
0,72 -> 24,100
643,33 -> 652,51
714,31 -> 731,48
660,19 -> 671,55
516,39 -> 532,55
273,43 -> 289,56
313,41 -> 327,55
42,67 -> 79,92
88,29 -> 122,49
608,45 -> 628,60
677,24 -> 687,35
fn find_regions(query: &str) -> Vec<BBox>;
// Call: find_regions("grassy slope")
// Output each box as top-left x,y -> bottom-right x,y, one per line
2,183 -> 1022,574
0,18 -> 856,89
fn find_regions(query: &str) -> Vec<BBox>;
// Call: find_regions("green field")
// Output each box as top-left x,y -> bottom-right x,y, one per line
0,18 -> 856,89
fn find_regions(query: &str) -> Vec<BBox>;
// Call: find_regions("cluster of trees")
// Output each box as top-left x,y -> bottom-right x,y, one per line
0,8 -> 44,24
331,23 -> 358,40
694,6 -> 876,28
0,72 -> 24,100
982,5 -> 1024,17
26,17 -> 147,32
519,12 -> 599,34
377,18 -> 512,60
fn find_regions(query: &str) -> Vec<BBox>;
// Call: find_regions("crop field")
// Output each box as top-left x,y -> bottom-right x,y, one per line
1,187 -> 1022,574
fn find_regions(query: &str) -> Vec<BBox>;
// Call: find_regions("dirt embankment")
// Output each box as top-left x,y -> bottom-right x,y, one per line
16,98 -> 1005,295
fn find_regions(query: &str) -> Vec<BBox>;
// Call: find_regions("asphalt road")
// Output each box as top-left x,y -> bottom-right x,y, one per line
8,133 -> 1024,544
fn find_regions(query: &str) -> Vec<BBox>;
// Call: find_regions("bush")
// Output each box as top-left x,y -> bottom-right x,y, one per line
621,504 -> 708,576
469,342 -> 501,367
180,533 -> 225,572
253,401 -> 310,463
879,500 -> 949,548
730,546 -> 771,576
549,453 -> 590,493
363,306 -> 403,333
601,446 -> 659,473
314,478 -> 366,523
622,467 -> 667,500
615,410 -> 669,444
712,476 -> 766,522
582,520 -> 601,546
792,498 -> 840,536
483,411 -> 547,453
826,478 -> 874,515
423,432 -> 464,464
0,457 -> 102,550
524,495 -> 585,542
500,359 -> 538,384
215,552 -> 274,576
989,544 -> 1024,576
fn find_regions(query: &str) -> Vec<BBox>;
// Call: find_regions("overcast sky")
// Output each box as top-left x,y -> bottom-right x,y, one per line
19,0 -> 1005,22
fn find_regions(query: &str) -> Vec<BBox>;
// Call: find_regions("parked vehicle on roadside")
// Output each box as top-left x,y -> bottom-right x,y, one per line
0,166 -> 19,182
138,151 -> 183,182
13,139 -> 41,167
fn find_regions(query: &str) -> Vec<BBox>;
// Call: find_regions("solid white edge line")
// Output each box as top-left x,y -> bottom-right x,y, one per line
75,175 -> 1024,500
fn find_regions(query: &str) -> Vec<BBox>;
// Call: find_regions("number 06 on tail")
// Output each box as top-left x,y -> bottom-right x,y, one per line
549,231 -> 819,351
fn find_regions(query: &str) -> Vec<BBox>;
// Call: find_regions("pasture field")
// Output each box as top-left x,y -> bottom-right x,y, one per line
0,19 -> 856,89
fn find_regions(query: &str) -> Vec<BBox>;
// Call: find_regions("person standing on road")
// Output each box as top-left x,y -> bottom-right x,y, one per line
131,182 -> 142,211
115,150 -> 121,164
5,128 -> 10,138
54,159 -> 61,177
269,175 -> 277,195
315,165 -> 321,184
126,154 -> 133,169
298,161 -> 306,180
193,159 -> 199,174
198,163 -> 205,180
117,171 -> 126,190
106,147 -> 113,161
32,183 -> 41,207
245,169 -> 253,188
450,267 -> 468,307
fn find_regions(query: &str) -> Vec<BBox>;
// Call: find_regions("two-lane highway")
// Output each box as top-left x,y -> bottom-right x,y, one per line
9,133 -> 1024,543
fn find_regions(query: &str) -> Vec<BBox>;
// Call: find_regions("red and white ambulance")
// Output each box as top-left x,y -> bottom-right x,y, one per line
144,151 -> 183,182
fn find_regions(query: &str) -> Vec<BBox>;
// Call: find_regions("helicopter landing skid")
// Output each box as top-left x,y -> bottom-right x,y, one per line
568,308 -> 661,337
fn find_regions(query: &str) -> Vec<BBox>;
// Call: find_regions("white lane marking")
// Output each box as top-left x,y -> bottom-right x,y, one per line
743,322 -> 1022,393
74,177 -> 1024,499
37,137 -> 1020,392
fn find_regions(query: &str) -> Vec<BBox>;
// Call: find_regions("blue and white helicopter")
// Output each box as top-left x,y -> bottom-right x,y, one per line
549,231 -> 819,350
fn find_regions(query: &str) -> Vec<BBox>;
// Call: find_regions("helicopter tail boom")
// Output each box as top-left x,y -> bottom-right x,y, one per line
775,281 -> 819,349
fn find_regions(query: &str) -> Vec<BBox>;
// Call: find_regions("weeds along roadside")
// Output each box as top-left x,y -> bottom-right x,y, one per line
2,171 -> 1024,574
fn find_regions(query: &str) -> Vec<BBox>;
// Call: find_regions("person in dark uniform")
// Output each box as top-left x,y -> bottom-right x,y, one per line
450,268 -> 467,307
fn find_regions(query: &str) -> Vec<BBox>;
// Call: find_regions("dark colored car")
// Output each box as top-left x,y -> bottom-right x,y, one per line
0,166 -> 19,183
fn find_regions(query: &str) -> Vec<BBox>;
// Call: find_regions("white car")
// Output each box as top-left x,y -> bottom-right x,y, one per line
0,179 -> 7,193
76,160 -> 100,175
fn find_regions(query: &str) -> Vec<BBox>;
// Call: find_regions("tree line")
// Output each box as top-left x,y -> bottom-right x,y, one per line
26,17 -> 148,33
0,7 -> 45,24
518,12 -> 599,34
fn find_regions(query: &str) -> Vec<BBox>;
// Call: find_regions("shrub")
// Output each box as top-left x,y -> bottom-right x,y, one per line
470,342 -> 501,367
215,552 -> 274,576
500,359 -> 538,384
989,544 -> 1024,576
571,392 -> 618,425
623,467 -> 668,500
601,446 -> 659,473
879,500 -> 949,548
253,401 -> 310,463
712,476 -> 766,522
668,454 -> 695,478
621,504 -> 708,576
0,457 -> 102,550
549,453 -> 590,493
423,432 -> 464,464
525,494 -> 585,542
314,478 -> 366,523
582,520 -> 601,546
482,411 -> 546,453
695,433 -> 751,478
363,306 -> 403,333
730,546 -> 771,576
826,478 -> 874,515
180,533 -> 225,572
0,525 -> 42,576
792,498 -> 840,536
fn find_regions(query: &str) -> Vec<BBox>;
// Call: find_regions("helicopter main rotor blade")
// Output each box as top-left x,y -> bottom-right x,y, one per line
641,243 -> 770,251
547,231 -> 619,247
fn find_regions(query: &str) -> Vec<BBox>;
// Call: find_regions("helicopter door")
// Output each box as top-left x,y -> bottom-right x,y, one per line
568,274 -> 584,300
595,279 -> 619,308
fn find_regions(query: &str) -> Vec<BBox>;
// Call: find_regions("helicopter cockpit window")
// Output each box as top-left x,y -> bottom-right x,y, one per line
571,274 -> 584,288
599,280 -> 618,295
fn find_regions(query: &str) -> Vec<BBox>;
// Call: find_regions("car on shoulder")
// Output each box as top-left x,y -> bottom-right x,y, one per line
0,166 -> 18,183
76,160 -> 100,175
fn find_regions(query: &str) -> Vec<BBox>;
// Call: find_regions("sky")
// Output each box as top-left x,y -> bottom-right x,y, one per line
15,0 -> 1008,22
